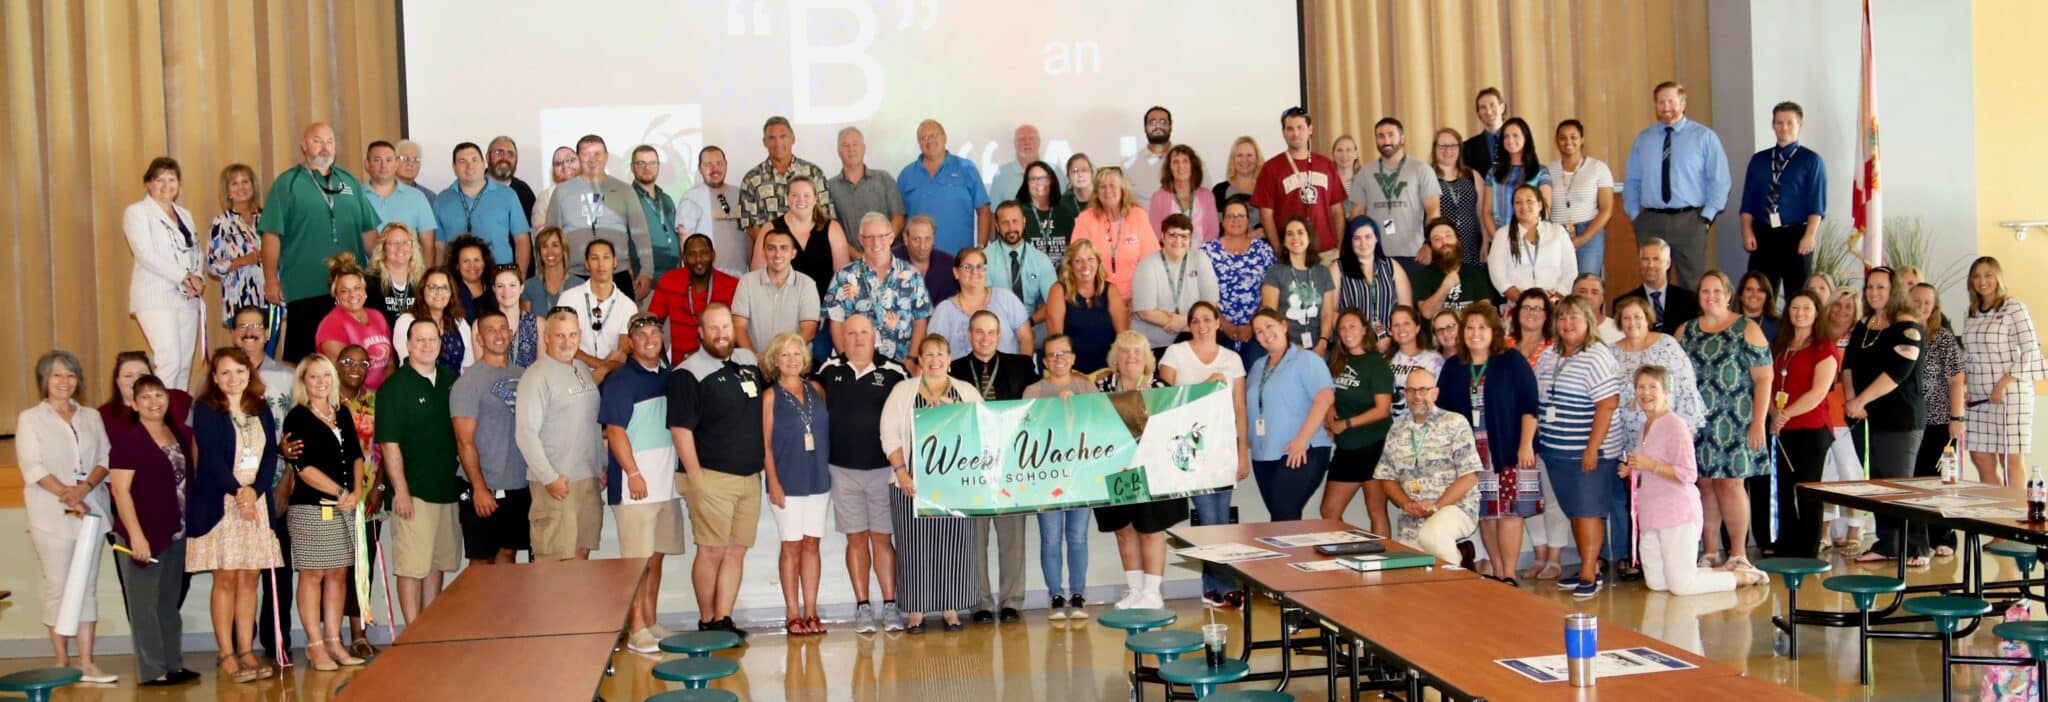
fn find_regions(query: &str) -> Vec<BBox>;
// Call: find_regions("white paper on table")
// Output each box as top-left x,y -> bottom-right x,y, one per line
1895,494 -> 2007,510
1494,647 -> 1697,683
1942,506 -> 2029,520
1174,543 -> 1288,563
54,514 -> 101,637
1254,530 -> 1383,549
1807,483 -> 1915,497
1287,560 -> 1353,573
1886,477 -> 1962,488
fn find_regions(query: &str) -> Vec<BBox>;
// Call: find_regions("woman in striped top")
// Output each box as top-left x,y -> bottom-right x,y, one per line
1535,295 -> 1624,598
1334,217 -> 1412,341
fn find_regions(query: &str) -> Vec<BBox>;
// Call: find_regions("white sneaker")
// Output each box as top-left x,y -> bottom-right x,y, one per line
854,603 -> 878,633
1113,589 -> 1142,610
1131,591 -> 1165,610
649,623 -> 677,639
881,602 -> 908,632
625,628 -> 660,654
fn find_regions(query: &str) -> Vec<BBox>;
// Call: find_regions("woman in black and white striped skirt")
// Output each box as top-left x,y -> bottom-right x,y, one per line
881,334 -> 985,633
281,355 -> 367,670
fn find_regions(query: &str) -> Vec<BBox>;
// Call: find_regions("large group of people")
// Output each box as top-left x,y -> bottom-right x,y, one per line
21,81 -> 2043,686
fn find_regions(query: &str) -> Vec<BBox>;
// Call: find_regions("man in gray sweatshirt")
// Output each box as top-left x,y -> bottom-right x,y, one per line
517,308 -> 606,560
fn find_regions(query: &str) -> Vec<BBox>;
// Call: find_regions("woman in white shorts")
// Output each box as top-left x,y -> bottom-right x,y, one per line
763,332 -> 833,636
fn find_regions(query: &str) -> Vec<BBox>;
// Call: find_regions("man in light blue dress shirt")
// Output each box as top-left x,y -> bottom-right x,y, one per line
1623,81 -> 1730,289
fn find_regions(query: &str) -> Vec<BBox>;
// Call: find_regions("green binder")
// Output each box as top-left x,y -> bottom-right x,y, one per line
1338,552 -> 1437,572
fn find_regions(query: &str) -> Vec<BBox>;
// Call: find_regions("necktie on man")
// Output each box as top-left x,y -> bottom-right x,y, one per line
1660,126 -> 1674,204
1009,250 -> 1023,298
1650,290 -> 1666,325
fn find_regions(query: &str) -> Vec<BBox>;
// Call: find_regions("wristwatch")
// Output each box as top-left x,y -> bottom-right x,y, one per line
1951,415 -> 1966,422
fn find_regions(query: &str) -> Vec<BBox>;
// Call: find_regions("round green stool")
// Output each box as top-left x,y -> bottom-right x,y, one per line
1988,541 -> 2040,600
1756,558 -> 1830,659
0,668 -> 82,702
1157,658 -> 1251,699
646,690 -> 739,702
652,656 -> 740,690
1824,574 -> 1906,685
1097,608 -> 1176,635
659,630 -> 742,657
1127,630 -> 1204,661
1202,692 -> 1296,702
1995,621 -> 2048,702
1907,596 -> 1993,702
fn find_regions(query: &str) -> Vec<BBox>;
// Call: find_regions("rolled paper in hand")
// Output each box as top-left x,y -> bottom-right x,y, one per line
54,514 -> 102,637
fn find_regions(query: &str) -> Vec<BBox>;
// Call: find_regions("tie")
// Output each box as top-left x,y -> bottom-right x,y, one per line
1660,126 -> 1674,204
1009,250 -> 1023,298
1650,291 -> 1666,325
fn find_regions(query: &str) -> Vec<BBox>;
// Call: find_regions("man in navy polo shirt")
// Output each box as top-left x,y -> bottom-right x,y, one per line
898,119 -> 991,253
435,142 -> 533,275
667,304 -> 764,637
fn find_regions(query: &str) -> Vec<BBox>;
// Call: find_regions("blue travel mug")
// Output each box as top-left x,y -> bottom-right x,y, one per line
1565,613 -> 1598,687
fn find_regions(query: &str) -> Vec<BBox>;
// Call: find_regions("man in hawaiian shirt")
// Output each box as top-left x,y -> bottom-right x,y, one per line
826,212 -> 932,368
1375,368 -> 1482,565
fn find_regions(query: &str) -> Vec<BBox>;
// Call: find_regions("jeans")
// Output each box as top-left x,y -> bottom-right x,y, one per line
811,318 -> 836,363
1571,221 -> 1605,280
1188,489 -> 1237,594
1036,509 -> 1089,598
1253,447 -> 1332,521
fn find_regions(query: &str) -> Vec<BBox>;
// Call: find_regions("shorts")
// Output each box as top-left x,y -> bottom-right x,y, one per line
683,469 -> 763,548
529,478 -> 603,560
614,500 -> 687,558
459,487 -> 533,560
771,493 -> 832,541
1541,450 -> 1616,519
829,466 -> 894,534
391,500 -> 462,578
1328,441 -> 1386,483
1093,498 -> 1190,535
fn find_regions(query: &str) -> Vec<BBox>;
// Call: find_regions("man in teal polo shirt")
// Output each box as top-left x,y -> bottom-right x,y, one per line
363,140 -> 439,263
629,144 -> 681,282
261,122 -> 382,362
897,119 -> 990,254
434,142 -> 532,275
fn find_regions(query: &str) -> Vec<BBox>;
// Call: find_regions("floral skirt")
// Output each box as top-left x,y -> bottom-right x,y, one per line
185,495 -> 284,572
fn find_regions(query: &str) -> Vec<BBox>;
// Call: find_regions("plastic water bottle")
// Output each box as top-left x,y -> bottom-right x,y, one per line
1939,445 -> 1960,485
2028,467 -> 2046,524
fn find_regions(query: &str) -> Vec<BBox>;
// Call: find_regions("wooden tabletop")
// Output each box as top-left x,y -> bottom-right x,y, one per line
393,558 -> 647,645
335,632 -> 618,700
1799,479 -> 2048,545
1167,518 -> 1479,594
1289,579 -> 1813,701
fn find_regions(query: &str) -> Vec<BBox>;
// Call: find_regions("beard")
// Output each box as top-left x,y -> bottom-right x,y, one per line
1378,143 -> 1400,159
635,173 -> 657,186
703,336 -> 733,359
488,160 -> 514,180
1433,243 -> 1461,272
309,154 -> 335,171
1145,131 -> 1170,146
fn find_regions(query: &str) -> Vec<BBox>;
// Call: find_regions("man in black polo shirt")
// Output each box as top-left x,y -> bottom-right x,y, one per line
667,303 -> 764,637
816,313 -> 910,633
949,310 -> 1040,623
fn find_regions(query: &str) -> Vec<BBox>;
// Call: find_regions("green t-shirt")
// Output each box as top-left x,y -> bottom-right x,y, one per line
374,364 -> 461,503
1410,262 -> 1499,315
1332,353 -> 1394,448
258,165 -> 382,303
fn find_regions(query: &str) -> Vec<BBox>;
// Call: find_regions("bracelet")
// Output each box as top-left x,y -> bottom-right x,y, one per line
1951,415 -> 1966,422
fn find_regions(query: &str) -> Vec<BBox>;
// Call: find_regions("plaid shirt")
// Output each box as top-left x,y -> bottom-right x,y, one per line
738,156 -> 837,230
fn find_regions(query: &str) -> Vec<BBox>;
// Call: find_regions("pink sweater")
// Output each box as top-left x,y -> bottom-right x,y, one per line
1632,412 -> 1701,530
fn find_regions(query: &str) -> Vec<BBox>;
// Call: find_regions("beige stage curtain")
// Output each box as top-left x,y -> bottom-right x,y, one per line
0,1 -> 400,432
1303,0 -> 1715,294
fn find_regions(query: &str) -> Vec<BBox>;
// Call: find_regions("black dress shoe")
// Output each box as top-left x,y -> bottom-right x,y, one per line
999,607 -> 1020,623
718,616 -> 748,641
944,619 -> 965,632
167,668 -> 201,683
141,676 -> 178,687
972,609 -> 994,624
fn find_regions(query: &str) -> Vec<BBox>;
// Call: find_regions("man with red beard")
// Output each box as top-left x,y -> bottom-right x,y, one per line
1411,217 -> 1498,318
667,304 -> 764,639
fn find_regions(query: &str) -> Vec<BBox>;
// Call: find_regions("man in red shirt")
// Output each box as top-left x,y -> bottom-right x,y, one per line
645,234 -> 738,362
1253,106 -> 1348,256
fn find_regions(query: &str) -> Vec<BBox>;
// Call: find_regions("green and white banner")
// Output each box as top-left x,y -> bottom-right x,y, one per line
909,381 -> 1239,516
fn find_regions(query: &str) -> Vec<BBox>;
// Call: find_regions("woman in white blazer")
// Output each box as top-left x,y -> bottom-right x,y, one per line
16,350 -> 118,683
124,158 -> 206,391
1487,183 -> 1579,302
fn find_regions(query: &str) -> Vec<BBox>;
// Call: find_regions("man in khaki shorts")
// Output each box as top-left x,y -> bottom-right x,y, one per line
602,314 -> 686,652
668,304 -> 765,637
518,309 -> 605,561
378,318 -> 465,622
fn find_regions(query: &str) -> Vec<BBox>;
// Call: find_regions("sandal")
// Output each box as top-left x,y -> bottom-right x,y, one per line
238,651 -> 274,678
1531,561 -> 1562,580
1854,551 -> 1896,564
326,637 -> 366,666
1722,556 -> 1755,573
807,616 -> 827,635
219,654 -> 260,685
1907,556 -> 1932,568
349,638 -> 378,660
786,618 -> 806,636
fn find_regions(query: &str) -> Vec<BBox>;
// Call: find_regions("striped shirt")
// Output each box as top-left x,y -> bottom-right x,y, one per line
1534,343 -> 1624,457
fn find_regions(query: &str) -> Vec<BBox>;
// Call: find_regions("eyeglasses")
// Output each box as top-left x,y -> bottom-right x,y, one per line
234,322 -> 266,331
958,263 -> 986,272
1402,386 -> 1437,394
553,159 -> 577,167
631,160 -> 659,168
1027,175 -> 1053,183
337,358 -> 370,368
396,156 -> 421,164
424,283 -> 451,292
1223,212 -> 1250,220
1045,351 -> 1074,359
1164,231 -> 1193,240
1146,118 -> 1171,127
1435,143 -> 1460,150
488,148 -> 517,158
628,315 -> 664,331
1432,325 -> 1458,333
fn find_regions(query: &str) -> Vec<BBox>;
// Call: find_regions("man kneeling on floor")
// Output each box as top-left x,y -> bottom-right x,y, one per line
1376,369 -> 1482,565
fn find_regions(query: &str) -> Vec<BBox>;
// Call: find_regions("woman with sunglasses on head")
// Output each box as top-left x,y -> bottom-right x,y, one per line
1387,305 -> 1444,422
315,253 -> 395,389
1964,256 -> 2047,488
1534,296 -> 1624,598
1843,268 -> 1930,566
